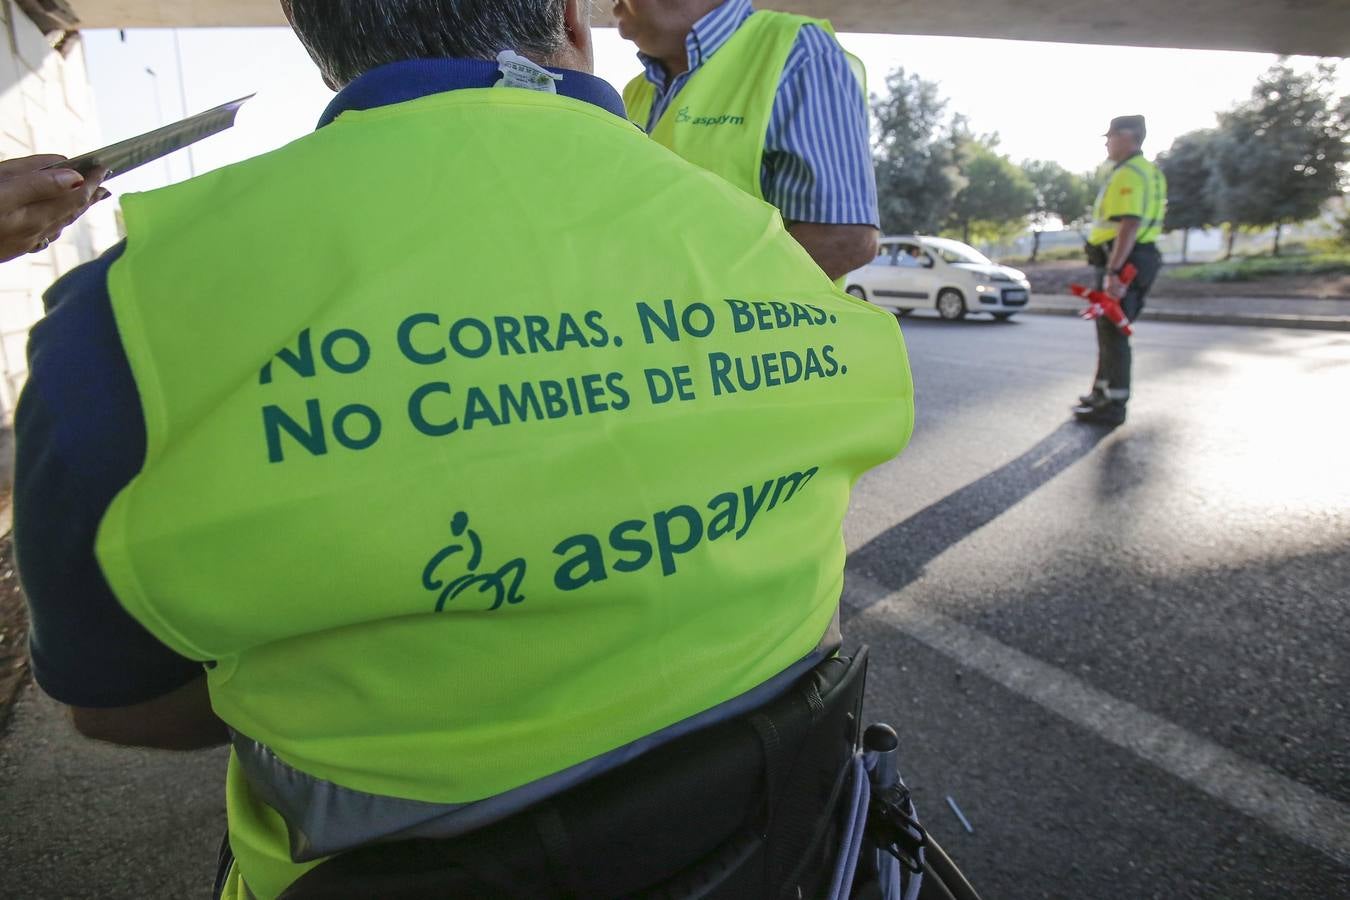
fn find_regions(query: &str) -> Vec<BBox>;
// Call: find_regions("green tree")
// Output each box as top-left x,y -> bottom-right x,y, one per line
1157,129 -> 1219,263
871,68 -> 960,234
948,136 -> 1036,245
1082,164 -> 1110,215
1208,61 -> 1349,257
1022,159 -> 1093,261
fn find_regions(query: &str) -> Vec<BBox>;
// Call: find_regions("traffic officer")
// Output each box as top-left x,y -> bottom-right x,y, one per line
615,0 -> 879,282
1075,114 -> 1168,426
13,0 -> 914,897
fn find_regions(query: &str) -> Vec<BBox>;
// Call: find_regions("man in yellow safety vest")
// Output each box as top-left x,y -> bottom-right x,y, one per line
1075,114 -> 1168,426
14,0 -> 914,897
615,0 -> 879,283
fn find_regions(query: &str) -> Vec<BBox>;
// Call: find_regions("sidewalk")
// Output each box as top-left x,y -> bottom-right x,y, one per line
1026,293 -> 1350,331
0,684 -> 226,897
0,426 -> 223,897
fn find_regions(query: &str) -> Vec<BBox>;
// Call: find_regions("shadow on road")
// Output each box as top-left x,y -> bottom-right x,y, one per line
850,536 -> 1350,899
1092,424 -> 1164,502
846,419 -> 1114,610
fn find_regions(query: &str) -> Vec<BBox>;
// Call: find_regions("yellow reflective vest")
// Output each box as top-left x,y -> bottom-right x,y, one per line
1089,153 -> 1168,246
97,86 -> 913,898
623,10 -> 864,204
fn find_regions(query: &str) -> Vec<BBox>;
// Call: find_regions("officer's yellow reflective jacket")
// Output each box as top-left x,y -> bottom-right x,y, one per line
1089,153 -> 1168,246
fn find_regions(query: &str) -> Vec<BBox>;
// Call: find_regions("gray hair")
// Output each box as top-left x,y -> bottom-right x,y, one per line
283,0 -> 569,87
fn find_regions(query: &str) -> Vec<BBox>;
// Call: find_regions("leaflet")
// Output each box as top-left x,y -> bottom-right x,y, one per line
44,94 -> 254,179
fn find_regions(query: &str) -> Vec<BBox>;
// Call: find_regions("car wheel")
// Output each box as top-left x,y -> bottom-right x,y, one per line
936,289 -> 966,321
846,286 -> 867,302
992,313 -> 1014,321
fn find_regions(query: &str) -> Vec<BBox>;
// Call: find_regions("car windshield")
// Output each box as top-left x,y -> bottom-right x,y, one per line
924,239 -> 992,266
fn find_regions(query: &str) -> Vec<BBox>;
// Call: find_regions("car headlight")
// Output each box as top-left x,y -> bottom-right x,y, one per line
989,272 -> 1013,283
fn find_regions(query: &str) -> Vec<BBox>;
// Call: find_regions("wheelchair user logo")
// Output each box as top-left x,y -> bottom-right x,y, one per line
423,511 -> 527,613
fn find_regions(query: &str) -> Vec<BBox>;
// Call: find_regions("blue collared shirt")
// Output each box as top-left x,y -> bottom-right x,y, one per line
15,59 -> 626,708
636,0 -> 878,227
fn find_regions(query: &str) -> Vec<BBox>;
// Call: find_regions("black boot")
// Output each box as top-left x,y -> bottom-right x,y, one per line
1073,399 -> 1126,426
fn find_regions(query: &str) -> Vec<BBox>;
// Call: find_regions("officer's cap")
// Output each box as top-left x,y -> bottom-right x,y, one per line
1105,115 -> 1147,141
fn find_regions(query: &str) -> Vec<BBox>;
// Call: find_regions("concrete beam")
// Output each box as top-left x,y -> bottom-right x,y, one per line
16,0 -> 80,33
57,0 -> 1350,57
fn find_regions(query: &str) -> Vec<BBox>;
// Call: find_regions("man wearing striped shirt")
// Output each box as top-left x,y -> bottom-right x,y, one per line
616,0 -> 879,281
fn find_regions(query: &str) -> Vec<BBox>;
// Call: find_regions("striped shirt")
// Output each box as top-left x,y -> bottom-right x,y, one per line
636,0 -> 879,227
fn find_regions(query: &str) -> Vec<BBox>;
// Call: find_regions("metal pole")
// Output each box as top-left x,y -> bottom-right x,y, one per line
144,66 -> 171,184
864,723 -> 903,900
144,67 -> 164,122
171,29 -> 196,177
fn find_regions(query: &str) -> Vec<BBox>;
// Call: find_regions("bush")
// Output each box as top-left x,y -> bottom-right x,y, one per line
1039,244 -> 1087,263
1002,244 -> 1085,266
1308,236 -> 1350,255
1168,252 -> 1350,282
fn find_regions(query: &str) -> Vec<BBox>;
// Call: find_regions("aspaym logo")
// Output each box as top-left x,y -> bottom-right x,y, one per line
676,106 -> 746,127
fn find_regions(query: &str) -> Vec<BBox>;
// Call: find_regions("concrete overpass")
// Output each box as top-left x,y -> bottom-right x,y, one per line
17,0 -> 1350,56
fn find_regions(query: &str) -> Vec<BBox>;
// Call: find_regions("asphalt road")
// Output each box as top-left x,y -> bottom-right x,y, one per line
843,312 -> 1349,898
1,313 -> 1346,898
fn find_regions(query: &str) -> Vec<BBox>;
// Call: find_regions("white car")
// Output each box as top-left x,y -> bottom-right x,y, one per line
844,236 -> 1032,321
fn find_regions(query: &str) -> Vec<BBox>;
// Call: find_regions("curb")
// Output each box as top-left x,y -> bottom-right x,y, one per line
1021,304 -> 1350,332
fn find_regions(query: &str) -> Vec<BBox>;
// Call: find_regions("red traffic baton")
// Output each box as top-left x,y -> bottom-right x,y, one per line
1070,263 -> 1137,336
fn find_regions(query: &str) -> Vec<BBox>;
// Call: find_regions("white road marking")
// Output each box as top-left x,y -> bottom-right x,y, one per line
844,576 -> 1350,868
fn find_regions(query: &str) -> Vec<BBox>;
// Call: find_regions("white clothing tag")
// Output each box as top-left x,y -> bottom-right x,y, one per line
495,50 -> 562,93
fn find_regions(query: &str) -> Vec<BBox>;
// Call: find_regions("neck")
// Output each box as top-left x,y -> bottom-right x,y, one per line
654,0 -> 725,78
536,49 -> 588,74
659,52 -> 690,78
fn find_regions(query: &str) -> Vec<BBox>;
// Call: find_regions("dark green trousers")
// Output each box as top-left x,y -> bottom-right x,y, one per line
1092,243 -> 1162,403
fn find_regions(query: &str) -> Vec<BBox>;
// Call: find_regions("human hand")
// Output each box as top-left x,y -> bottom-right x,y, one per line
1104,273 -> 1126,300
0,155 -> 111,263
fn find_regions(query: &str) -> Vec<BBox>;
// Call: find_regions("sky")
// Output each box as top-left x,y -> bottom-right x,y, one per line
79,26 -> 1349,200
